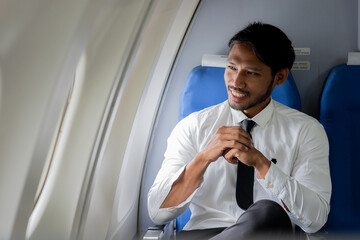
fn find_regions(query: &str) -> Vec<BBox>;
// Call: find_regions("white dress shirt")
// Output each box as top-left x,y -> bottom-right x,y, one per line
148,99 -> 331,233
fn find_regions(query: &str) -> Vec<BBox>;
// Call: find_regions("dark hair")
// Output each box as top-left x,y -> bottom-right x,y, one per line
228,22 -> 295,76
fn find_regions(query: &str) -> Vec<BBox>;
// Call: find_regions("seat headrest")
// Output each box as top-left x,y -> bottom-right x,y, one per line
201,54 -> 227,67
347,52 -> 360,65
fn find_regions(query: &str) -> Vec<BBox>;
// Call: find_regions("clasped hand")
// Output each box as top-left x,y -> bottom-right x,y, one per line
201,126 -> 262,166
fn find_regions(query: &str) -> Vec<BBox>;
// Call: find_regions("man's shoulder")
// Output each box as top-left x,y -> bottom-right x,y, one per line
272,100 -> 320,126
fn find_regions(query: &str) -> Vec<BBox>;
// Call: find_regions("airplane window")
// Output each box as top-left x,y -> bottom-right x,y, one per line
31,50 -> 88,209
26,53 -> 88,238
33,80 -> 75,208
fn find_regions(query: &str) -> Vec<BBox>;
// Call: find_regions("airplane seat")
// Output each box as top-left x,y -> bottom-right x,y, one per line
175,55 -> 301,232
319,56 -> 360,234
178,65 -> 228,120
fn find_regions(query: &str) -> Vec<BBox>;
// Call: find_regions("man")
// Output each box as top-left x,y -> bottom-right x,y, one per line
148,22 -> 331,239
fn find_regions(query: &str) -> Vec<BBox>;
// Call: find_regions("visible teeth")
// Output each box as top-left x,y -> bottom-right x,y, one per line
231,89 -> 246,98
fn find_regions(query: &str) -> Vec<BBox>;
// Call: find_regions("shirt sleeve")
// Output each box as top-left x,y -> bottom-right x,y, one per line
257,122 -> 331,233
147,115 -> 200,225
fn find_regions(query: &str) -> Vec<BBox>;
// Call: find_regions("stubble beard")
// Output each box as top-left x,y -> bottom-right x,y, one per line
228,77 -> 275,111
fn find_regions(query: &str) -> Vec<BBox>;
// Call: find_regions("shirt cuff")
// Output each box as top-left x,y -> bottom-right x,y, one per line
257,163 -> 313,229
257,163 -> 287,196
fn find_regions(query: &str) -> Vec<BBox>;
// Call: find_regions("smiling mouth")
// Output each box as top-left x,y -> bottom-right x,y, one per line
228,86 -> 248,99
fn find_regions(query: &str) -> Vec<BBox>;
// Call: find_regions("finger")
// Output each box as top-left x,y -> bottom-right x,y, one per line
223,149 -> 238,164
211,127 -> 253,154
216,127 -> 253,148
228,157 -> 238,165
223,148 -> 243,164
222,141 -> 249,156
217,126 -> 246,135
222,150 -> 238,164
220,136 -> 253,150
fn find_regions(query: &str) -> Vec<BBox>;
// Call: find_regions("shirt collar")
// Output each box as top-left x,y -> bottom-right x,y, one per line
230,98 -> 274,128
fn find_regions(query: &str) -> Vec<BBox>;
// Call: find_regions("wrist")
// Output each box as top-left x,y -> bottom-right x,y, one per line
254,154 -> 271,179
185,153 -> 211,185
195,152 -> 212,167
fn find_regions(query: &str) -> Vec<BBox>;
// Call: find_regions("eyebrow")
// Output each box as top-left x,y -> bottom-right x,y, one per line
227,61 -> 262,71
246,66 -> 262,71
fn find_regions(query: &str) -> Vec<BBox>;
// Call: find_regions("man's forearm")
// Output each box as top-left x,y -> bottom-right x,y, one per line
160,153 -> 210,208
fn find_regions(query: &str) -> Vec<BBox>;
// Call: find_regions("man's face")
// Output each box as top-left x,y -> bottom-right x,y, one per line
224,43 -> 276,117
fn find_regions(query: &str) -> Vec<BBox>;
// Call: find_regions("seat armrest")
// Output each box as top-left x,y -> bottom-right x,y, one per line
306,228 -> 328,240
143,221 -> 175,240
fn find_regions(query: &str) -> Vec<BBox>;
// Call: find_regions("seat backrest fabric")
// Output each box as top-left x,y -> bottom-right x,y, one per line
320,64 -> 360,233
179,66 -> 228,120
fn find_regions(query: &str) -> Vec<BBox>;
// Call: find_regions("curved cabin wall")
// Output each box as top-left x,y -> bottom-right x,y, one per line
26,1 -> 154,239
0,0 -> 200,239
0,1 -> 100,239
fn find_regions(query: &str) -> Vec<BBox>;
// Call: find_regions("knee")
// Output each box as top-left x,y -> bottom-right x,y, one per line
237,199 -> 292,232
211,200 -> 293,240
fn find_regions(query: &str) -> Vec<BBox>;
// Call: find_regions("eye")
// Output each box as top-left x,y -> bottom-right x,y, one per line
247,71 -> 260,76
227,65 -> 237,71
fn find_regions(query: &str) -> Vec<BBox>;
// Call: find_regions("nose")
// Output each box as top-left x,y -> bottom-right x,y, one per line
233,71 -> 246,88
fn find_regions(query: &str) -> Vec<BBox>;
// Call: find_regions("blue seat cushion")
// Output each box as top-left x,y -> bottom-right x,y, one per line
320,64 -> 360,232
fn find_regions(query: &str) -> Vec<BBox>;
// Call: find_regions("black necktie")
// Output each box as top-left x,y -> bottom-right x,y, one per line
236,119 -> 256,210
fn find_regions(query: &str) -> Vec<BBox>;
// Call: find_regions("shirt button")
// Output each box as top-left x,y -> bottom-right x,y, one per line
268,183 -> 274,189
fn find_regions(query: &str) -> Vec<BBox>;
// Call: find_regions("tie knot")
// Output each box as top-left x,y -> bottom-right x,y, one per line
241,119 -> 256,134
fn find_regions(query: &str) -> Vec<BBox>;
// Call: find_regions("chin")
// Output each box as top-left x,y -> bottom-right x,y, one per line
228,101 -> 245,111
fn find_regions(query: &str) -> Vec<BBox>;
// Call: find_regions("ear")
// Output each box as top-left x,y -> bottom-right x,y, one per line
274,68 -> 289,86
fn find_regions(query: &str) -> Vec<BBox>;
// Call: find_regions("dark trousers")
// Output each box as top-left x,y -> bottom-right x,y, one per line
177,200 -> 294,240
